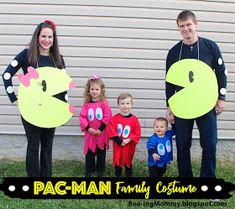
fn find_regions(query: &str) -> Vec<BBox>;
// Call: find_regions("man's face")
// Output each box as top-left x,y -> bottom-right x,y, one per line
178,18 -> 197,41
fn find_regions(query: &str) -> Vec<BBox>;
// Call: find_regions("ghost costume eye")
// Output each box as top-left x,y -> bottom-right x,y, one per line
88,108 -> 94,121
118,124 -> 123,137
95,107 -> 103,120
157,143 -> 165,156
122,125 -> 131,138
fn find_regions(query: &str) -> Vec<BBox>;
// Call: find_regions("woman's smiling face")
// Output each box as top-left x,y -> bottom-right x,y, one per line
38,27 -> 54,54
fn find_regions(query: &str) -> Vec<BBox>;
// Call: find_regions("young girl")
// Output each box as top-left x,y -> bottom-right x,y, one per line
79,75 -> 112,177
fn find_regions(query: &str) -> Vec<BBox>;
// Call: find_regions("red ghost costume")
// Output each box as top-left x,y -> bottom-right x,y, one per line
80,100 -> 112,154
108,113 -> 141,168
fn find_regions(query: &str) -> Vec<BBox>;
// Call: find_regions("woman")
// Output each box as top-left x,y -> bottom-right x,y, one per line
2,20 -> 66,177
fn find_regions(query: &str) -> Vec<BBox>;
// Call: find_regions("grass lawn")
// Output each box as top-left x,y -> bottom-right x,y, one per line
0,160 -> 234,209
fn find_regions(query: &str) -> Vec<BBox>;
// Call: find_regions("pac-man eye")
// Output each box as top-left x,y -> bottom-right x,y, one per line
189,71 -> 194,83
42,80 -> 47,92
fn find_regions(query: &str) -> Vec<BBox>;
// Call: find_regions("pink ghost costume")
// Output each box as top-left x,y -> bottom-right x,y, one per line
80,100 -> 112,155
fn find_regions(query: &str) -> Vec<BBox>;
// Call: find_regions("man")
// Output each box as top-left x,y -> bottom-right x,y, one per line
165,10 -> 227,177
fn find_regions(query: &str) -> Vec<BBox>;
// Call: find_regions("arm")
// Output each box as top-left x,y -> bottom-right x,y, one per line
215,99 -> 225,115
101,100 -> 112,125
96,122 -> 106,136
128,117 -> 141,145
107,117 -> 124,145
2,49 -> 27,103
165,49 -> 177,123
113,136 -> 123,146
166,107 -> 175,124
79,104 -> 89,131
122,138 -> 131,145
61,55 -> 66,69
107,117 -> 118,139
165,49 -> 177,107
212,42 -> 227,114
166,130 -> 174,161
147,136 -> 160,161
96,101 -> 112,135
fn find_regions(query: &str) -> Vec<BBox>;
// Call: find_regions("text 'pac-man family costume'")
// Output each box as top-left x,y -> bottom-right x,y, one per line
108,113 -> 141,168
18,66 -> 75,128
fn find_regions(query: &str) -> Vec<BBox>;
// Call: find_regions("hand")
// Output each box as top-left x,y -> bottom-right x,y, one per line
122,138 -> 131,145
166,107 -> 175,124
96,129 -> 102,136
215,99 -> 225,115
152,153 -> 160,162
121,142 -> 125,146
88,128 -> 97,135
13,100 -> 18,106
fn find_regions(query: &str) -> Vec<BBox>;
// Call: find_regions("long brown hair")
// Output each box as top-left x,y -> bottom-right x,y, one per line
27,20 -> 64,69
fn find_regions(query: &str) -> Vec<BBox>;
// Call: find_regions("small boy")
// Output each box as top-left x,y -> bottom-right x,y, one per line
147,117 -> 174,177
108,92 -> 141,177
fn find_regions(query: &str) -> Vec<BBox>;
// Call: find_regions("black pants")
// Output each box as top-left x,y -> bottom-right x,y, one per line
22,117 -> 55,177
148,164 -> 167,177
85,145 -> 106,177
115,165 -> 133,178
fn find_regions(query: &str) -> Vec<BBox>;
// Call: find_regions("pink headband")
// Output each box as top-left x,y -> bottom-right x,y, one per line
90,74 -> 101,81
44,20 -> 56,29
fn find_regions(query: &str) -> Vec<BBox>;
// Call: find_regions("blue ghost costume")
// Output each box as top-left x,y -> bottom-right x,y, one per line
147,129 -> 174,168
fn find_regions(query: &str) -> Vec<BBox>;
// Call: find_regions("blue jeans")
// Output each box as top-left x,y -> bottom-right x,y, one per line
174,109 -> 217,177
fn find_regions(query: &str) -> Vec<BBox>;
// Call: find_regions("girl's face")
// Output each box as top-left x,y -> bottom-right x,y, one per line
154,120 -> 168,137
38,27 -> 54,54
118,97 -> 132,116
89,83 -> 101,101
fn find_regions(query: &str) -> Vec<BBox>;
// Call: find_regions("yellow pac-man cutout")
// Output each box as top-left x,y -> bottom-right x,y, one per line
166,59 -> 218,119
18,67 -> 75,128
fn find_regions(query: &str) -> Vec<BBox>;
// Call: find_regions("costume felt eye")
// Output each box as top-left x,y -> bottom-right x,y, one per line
88,108 -> 94,121
117,124 -> 123,137
95,107 -> 103,120
165,140 -> 171,153
122,125 -> 130,138
157,143 -> 165,156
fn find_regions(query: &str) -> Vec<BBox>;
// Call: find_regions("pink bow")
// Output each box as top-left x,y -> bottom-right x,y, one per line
18,66 -> 39,87
90,74 -> 101,80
